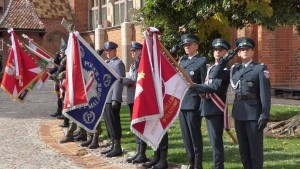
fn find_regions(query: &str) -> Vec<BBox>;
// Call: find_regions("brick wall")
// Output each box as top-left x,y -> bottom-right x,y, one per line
231,25 -> 300,88
69,0 -> 89,32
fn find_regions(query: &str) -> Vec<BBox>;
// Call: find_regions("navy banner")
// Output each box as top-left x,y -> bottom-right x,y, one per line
63,33 -> 119,133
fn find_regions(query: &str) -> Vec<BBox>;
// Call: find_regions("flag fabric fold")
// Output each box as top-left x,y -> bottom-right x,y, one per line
27,40 -> 54,90
1,30 -> 42,100
62,31 -> 119,133
131,27 -> 189,150
64,32 -> 88,109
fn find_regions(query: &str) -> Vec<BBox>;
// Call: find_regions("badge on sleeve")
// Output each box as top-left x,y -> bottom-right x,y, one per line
264,70 -> 270,79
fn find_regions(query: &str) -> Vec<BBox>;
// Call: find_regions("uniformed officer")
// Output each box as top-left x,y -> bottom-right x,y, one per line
194,38 -> 231,169
122,41 -> 148,164
101,41 -> 126,157
231,37 -> 271,169
49,45 -> 67,119
178,33 -> 208,169
55,56 -> 70,128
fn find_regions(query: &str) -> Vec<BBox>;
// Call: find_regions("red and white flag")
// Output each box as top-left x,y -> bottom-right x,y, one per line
131,27 -> 189,150
26,39 -> 54,90
63,32 -> 88,109
1,29 -> 42,100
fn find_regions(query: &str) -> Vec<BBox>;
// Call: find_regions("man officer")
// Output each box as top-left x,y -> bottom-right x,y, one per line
178,33 -> 208,169
48,45 -> 66,119
230,37 -> 271,169
122,41 -> 148,164
194,38 -> 231,169
101,41 -> 126,157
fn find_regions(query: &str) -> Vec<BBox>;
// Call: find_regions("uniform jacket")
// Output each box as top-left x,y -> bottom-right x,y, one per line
231,61 -> 271,120
122,58 -> 140,104
107,57 -> 126,103
179,54 -> 208,110
195,64 -> 230,116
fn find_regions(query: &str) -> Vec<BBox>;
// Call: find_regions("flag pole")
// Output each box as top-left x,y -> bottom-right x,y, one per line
159,42 -> 195,87
226,130 -> 238,144
21,34 -> 56,59
24,45 -> 59,67
159,40 -> 239,145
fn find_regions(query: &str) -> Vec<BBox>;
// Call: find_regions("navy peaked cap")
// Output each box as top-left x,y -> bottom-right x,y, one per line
212,38 -> 231,50
104,41 -> 118,49
236,37 -> 255,48
181,34 -> 200,44
131,41 -> 143,49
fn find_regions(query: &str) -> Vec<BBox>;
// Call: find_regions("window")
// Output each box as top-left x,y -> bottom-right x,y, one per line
113,0 -> 133,26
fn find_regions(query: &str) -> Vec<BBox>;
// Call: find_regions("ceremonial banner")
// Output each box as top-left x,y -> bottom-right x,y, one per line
63,31 -> 119,132
64,32 -> 88,109
26,40 -> 54,90
1,30 -> 42,100
131,27 -> 189,150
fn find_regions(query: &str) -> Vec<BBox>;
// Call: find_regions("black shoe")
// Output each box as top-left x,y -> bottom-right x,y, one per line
126,153 -> 139,163
74,133 -> 87,141
59,135 -> 74,144
57,114 -> 65,119
58,122 -> 69,128
132,155 -> 148,164
81,134 -> 93,147
50,111 -> 61,117
101,147 -> 113,154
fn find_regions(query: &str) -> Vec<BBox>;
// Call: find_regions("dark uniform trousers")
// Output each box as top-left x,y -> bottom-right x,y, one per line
195,64 -> 230,169
179,54 -> 208,162
234,120 -> 263,169
206,115 -> 224,169
104,102 -> 122,140
179,109 -> 203,159
158,132 -> 168,150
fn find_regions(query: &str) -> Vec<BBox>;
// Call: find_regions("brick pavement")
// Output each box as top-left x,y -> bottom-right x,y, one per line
40,119 -> 121,169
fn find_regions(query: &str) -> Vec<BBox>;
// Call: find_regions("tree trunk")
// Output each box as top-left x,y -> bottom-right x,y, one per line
265,115 -> 300,138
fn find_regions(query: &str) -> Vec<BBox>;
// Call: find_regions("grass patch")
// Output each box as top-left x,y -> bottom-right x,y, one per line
100,105 -> 300,168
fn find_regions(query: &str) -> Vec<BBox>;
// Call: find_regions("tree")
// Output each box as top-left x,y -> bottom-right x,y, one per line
139,0 -> 300,59
138,0 -> 300,137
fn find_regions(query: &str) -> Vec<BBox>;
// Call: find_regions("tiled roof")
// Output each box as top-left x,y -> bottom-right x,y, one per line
0,0 -> 75,30
0,0 -> 45,30
30,0 -> 75,20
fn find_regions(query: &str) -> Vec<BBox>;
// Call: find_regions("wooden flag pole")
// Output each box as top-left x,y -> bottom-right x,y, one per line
22,34 -> 56,59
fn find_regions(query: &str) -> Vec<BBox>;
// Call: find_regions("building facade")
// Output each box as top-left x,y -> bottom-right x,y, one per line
0,0 -> 300,91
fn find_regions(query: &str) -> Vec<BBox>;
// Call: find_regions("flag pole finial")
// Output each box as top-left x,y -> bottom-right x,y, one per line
61,18 -> 75,33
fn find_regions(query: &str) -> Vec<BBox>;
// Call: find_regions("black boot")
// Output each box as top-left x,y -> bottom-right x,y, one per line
152,149 -> 168,169
106,139 -> 123,157
59,130 -> 74,144
194,158 -> 203,169
101,140 -> 114,154
74,129 -> 87,141
56,114 -> 65,119
50,110 -> 62,117
81,133 -> 93,147
142,150 -> 160,168
88,133 -> 99,149
188,157 -> 195,169
73,130 -> 80,137
126,144 -> 139,163
59,117 -> 69,128
51,98 -> 62,117
132,143 -> 147,164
